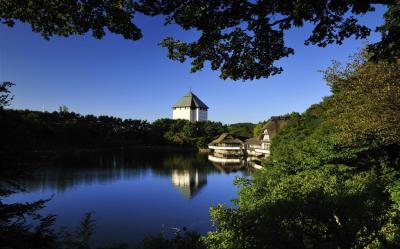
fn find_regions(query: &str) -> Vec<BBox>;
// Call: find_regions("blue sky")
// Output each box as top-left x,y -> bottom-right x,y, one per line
0,7 -> 385,124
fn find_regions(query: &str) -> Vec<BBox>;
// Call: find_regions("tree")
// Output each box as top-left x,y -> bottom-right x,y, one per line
0,163 -> 58,248
206,166 -> 398,249
227,123 -> 255,138
1,1 -> 399,80
0,0 -> 142,40
323,52 -> 400,146
0,82 -> 59,248
135,228 -> 205,249
0,81 -> 15,108
253,121 -> 266,137
204,53 -> 400,249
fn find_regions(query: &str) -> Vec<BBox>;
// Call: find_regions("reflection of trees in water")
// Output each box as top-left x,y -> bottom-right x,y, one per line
211,162 -> 245,173
207,157 -> 255,176
24,167 -> 147,193
162,153 -> 217,174
22,149 -> 219,193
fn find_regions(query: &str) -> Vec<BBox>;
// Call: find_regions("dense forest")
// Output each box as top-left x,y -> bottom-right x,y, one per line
0,108 -> 259,152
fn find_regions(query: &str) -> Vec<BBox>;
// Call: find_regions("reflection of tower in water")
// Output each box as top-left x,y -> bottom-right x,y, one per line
171,169 -> 207,199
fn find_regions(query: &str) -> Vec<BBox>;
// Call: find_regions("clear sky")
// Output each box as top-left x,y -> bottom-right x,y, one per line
0,7 -> 386,124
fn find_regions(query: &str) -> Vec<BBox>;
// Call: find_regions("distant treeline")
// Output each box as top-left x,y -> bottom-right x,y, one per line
0,109 -> 256,151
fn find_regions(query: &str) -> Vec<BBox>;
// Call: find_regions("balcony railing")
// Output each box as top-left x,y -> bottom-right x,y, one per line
208,145 -> 242,150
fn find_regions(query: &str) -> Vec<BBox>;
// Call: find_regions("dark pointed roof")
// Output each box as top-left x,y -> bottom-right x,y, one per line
173,92 -> 208,109
209,133 -> 243,146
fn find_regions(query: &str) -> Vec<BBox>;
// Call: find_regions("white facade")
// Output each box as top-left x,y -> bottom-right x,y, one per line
260,129 -> 270,150
172,92 -> 208,122
172,107 -> 192,120
173,107 -> 207,122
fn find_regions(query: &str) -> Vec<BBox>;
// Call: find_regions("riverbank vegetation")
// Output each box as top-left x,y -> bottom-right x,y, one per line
205,52 -> 400,249
0,110 -> 220,151
0,106 -> 260,152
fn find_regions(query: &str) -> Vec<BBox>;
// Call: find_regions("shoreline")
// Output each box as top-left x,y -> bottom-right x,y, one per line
1,145 -> 204,154
0,145 -> 205,166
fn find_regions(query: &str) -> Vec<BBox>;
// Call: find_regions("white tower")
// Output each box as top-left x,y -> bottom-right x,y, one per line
172,92 -> 208,122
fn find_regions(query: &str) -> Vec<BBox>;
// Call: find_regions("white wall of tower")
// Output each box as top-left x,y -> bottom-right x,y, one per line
173,107 -> 191,120
173,107 -> 208,122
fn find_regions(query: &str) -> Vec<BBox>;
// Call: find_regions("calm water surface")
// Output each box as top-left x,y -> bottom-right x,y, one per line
6,149 -> 250,246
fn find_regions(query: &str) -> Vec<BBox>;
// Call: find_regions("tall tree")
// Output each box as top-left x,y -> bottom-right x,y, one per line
0,82 -> 59,249
324,52 -> 400,146
0,81 -> 14,108
1,1 -> 399,80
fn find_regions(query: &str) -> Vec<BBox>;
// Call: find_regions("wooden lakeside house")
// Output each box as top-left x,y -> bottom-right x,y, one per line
208,133 -> 244,163
244,116 -> 290,158
245,128 -> 271,157
206,116 -> 289,169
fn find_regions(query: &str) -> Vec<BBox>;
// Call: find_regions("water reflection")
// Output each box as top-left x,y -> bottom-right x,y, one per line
7,149 -> 249,246
171,169 -> 207,199
207,154 -> 263,172
211,162 -> 245,173
22,149 -> 231,199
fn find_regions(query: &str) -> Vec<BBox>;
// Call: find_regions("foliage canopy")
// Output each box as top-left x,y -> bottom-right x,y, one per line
1,1 -> 399,80
0,81 -> 14,108
205,53 -> 400,249
0,110 -> 228,151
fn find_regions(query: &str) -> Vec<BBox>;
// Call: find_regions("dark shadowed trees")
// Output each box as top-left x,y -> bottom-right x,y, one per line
1,82 -> 58,248
0,81 -> 14,108
0,110 -> 228,151
0,176 -> 57,249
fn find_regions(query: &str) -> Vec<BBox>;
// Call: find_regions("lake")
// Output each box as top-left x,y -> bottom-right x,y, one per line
5,149 -> 250,246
